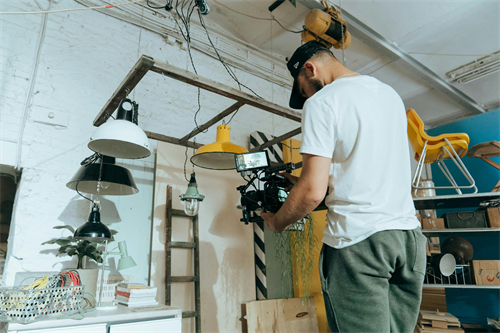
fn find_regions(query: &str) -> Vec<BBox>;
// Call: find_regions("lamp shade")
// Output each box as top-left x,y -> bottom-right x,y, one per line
190,125 -> 248,170
117,241 -> 136,270
66,156 -> 138,195
74,205 -> 112,242
180,173 -> 205,216
88,99 -> 151,159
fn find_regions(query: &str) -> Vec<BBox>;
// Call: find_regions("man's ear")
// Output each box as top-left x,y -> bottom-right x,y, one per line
304,62 -> 317,78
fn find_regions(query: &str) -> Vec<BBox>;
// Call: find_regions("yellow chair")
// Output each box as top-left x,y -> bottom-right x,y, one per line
406,109 -> 477,195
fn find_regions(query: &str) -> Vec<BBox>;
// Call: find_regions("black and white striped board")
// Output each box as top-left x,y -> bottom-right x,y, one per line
249,131 -> 285,300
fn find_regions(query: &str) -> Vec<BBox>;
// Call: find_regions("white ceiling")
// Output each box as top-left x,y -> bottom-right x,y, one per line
205,0 -> 500,127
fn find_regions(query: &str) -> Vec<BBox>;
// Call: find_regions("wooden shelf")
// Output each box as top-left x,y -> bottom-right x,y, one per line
423,284 -> 500,289
422,228 -> 500,235
413,192 -> 500,210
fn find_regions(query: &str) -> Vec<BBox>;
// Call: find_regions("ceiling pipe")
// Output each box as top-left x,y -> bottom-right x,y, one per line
297,0 -> 487,115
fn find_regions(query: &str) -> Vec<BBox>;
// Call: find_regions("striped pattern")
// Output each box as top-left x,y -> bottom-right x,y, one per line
249,131 -> 285,300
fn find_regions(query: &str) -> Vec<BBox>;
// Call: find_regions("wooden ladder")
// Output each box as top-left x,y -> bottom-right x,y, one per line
165,185 -> 201,333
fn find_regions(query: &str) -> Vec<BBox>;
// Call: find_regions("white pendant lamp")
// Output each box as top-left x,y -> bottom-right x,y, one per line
88,99 -> 151,159
190,125 -> 248,170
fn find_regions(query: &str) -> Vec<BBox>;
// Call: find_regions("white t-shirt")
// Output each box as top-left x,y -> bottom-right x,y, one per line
299,75 -> 419,249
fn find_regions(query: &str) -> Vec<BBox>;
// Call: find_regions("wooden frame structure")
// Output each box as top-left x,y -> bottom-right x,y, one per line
93,55 -> 302,151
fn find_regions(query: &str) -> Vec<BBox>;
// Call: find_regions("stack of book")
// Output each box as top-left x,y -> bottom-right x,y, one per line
115,283 -> 158,308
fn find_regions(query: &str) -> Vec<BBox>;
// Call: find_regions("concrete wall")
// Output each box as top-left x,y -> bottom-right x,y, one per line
0,1 -> 297,331
153,141 -> 256,332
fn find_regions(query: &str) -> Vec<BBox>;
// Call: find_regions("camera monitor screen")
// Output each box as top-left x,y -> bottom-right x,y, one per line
235,151 -> 270,172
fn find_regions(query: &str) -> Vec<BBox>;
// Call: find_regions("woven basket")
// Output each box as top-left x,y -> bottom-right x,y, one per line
0,285 -> 84,324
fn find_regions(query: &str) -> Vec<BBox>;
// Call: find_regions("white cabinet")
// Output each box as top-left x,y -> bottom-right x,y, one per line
6,306 -> 182,333
109,318 -> 182,333
10,324 -> 107,333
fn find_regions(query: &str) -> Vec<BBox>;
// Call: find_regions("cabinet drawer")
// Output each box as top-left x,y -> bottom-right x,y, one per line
109,318 -> 181,333
10,323 -> 107,333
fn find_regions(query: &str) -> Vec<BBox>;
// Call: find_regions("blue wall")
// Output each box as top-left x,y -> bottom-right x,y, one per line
428,109 -> 500,329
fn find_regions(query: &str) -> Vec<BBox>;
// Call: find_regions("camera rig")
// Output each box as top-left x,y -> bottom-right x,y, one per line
235,151 -> 295,224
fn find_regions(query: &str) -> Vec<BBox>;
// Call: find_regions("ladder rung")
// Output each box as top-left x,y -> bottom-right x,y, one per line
171,276 -> 198,283
172,209 -> 191,218
182,311 -> 198,318
170,241 -> 196,249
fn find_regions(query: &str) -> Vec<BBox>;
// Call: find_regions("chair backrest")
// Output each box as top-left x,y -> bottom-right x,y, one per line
407,109 -> 425,155
407,109 -> 471,161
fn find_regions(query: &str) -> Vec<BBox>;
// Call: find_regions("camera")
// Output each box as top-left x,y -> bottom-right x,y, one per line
235,151 -> 296,224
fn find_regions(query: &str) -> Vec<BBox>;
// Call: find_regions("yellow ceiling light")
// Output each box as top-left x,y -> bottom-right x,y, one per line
190,125 -> 248,170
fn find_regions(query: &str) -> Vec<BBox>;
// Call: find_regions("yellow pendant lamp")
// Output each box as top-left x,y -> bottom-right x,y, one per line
190,125 -> 248,170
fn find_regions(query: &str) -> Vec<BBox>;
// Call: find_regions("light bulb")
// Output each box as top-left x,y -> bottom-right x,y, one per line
184,198 -> 199,216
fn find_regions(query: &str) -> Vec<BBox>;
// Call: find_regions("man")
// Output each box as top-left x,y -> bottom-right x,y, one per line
261,41 -> 427,333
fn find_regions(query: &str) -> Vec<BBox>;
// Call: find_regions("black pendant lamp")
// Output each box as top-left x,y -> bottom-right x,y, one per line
66,155 -> 138,195
74,204 -> 112,242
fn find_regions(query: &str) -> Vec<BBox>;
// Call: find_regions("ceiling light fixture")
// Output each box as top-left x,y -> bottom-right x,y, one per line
190,125 -> 248,170
88,98 -> 151,159
180,173 -> 205,216
66,155 -> 138,195
73,204 -> 112,242
446,50 -> 500,84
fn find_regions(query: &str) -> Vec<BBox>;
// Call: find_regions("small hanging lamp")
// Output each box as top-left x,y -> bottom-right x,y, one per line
74,204 -> 112,242
190,125 -> 248,170
88,98 -> 151,159
66,155 -> 138,195
180,173 -> 205,216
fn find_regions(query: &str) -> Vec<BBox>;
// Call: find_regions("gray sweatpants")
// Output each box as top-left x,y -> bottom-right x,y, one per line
319,228 -> 427,333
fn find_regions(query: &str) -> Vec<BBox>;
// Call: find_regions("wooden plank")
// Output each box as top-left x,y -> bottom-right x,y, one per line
246,297 -> 319,333
419,311 -> 460,323
420,288 -> 447,313
249,127 -> 302,152
179,101 -> 246,144
432,320 -> 449,329
93,56 -> 155,126
193,214 -> 201,333
172,208 -> 190,217
182,311 -> 198,318
144,131 -> 202,149
170,241 -> 196,249
171,276 -> 198,283
150,58 -> 302,122
165,186 -> 173,306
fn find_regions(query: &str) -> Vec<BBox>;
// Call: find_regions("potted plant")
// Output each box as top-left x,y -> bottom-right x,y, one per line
42,225 -> 117,304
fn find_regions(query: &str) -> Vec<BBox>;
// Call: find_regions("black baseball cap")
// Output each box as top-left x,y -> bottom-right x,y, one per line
287,41 -> 331,109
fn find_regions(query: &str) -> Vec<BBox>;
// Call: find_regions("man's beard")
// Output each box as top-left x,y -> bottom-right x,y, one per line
306,76 -> 324,94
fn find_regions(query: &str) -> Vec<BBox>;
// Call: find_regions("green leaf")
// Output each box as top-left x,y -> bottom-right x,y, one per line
53,225 -> 75,233
110,229 -> 118,235
67,248 -> 77,257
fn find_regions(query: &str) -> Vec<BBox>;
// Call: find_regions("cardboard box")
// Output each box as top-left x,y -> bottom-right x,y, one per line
487,207 -> 500,228
422,218 -> 445,229
473,260 -> 500,285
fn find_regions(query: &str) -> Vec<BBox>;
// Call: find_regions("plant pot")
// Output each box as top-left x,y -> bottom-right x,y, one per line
62,268 -> 98,306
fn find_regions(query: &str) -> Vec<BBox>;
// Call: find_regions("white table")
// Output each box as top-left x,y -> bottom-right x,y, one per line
2,305 -> 182,333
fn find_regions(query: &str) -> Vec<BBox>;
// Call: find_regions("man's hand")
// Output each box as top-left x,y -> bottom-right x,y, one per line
261,212 -> 287,233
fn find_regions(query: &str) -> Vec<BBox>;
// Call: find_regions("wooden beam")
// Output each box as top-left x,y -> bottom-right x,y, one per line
249,127 -> 302,152
149,57 -> 302,122
144,131 -> 202,149
93,55 -> 155,126
179,101 -> 245,144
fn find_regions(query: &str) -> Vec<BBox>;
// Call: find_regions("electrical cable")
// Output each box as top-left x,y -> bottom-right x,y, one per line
0,0 -> 145,14
15,0 -> 51,171
198,10 -> 263,99
211,0 -> 303,33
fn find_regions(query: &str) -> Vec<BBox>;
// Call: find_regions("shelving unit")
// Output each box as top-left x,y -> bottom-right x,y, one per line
413,192 -> 500,290
423,284 -> 500,289
421,228 -> 500,236
413,192 -> 500,210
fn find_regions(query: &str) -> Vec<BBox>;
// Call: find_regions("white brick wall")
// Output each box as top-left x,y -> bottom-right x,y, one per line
1,1 -> 298,331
